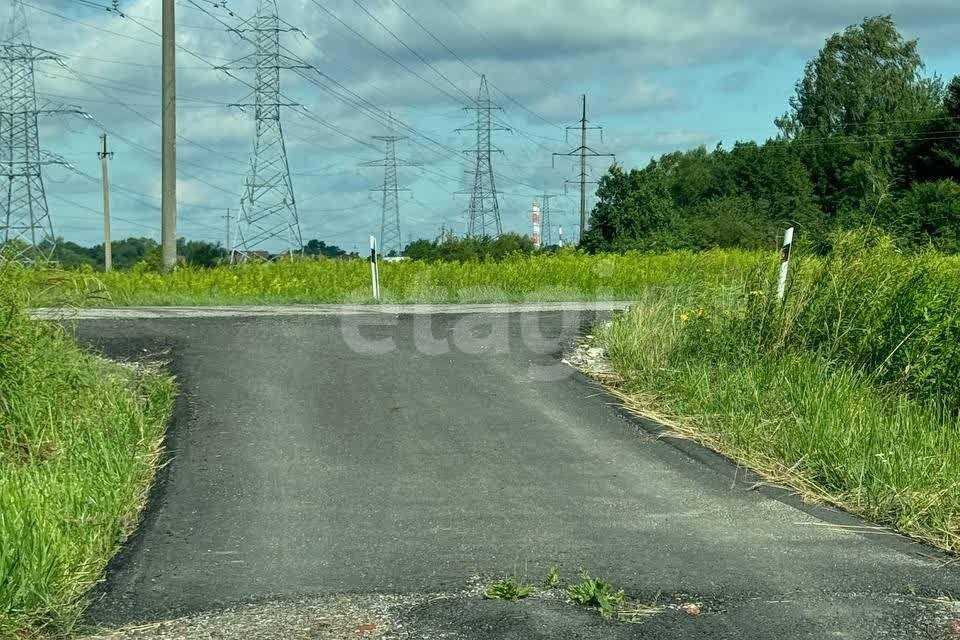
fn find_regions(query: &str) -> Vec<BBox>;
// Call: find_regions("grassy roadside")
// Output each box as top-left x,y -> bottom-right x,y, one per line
596,231 -> 960,552
23,249 -> 760,307
0,262 -> 176,637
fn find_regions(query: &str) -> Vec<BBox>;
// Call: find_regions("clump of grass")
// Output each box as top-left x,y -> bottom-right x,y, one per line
566,571 -> 625,618
543,563 -> 561,588
0,259 -> 176,636
23,249 -> 762,307
483,576 -> 533,602
729,230 -> 960,410
597,228 -> 960,552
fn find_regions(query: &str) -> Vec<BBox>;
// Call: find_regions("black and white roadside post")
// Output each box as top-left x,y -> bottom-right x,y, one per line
369,235 -> 381,301
558,226 -> 564,248
777,227 -> 794,302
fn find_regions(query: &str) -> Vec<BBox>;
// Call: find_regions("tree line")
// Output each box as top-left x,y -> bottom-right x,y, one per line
582,16 -> 960,254
39,236 -> 355,270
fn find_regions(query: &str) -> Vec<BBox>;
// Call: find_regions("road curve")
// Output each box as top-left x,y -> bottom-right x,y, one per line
65,308 -> 960,639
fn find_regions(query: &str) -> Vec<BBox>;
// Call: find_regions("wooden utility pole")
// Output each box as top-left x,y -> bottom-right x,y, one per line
98,133 -> 113,271
161,0 -> 177,271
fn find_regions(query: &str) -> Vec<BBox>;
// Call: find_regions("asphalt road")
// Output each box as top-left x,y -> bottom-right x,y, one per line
67,307 -> 960,639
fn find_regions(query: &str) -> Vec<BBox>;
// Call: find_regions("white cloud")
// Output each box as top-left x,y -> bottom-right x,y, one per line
14,0 -> 960,247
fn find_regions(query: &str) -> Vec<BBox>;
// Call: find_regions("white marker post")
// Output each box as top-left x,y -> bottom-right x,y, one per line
777,226 -> 794,302
558,226 -> 564,248
369,235 -> 381,301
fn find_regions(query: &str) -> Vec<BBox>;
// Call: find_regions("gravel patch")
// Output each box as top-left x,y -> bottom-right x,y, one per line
77,592 -> 453,640
78,579 -> 491,640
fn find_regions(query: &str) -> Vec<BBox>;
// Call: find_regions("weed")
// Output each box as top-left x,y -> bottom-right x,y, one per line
566,571 -> 625,618
483,576 -> 533,602
544,563 -> 561,588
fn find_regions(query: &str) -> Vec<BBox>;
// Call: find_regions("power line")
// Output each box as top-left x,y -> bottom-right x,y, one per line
308,0 -> 469,108
189,0 -> 544,196
349,0 -> 473,104
430,0 -> 564,130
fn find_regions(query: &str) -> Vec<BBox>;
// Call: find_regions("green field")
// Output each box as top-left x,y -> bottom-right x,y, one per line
0,264 -> 176,637
25,249 -> 761,307
598,231 -> 960,552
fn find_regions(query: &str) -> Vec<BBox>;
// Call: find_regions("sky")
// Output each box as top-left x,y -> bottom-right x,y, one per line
12,0 -> 960,253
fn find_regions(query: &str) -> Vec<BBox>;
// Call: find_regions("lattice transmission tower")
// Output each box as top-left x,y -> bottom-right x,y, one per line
538,193 -> 557,246
224,0 -> 307,258
0,0 -> 81,260
553,95 -> 614,240
361,118 -> 419,256
456,74 -> 509,238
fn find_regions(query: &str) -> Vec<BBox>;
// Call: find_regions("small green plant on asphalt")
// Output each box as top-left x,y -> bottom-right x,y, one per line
483,576 -> 533,602
566,571 -> 625,618
544,563 -> 562,588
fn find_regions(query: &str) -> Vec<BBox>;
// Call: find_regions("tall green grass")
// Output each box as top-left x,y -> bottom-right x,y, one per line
599,230 -> 960,551
0,260 -> 176,637
24,249 -> 761,307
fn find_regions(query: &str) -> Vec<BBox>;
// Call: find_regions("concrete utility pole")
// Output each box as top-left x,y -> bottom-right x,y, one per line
161,0 -> 177,271
98,133 -> 113,271
553,95 -> 614,242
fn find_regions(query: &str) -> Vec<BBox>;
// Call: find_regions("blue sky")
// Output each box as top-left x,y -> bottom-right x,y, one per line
14,0 -> 960,252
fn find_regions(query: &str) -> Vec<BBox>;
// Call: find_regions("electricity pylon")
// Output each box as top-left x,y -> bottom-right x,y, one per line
361,118 -> 419,256
538,194 -> 557,246
0,0 -> 82,261
224,0 -> 307,258
553,95 -> 614,241
456,74 -> 509,238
